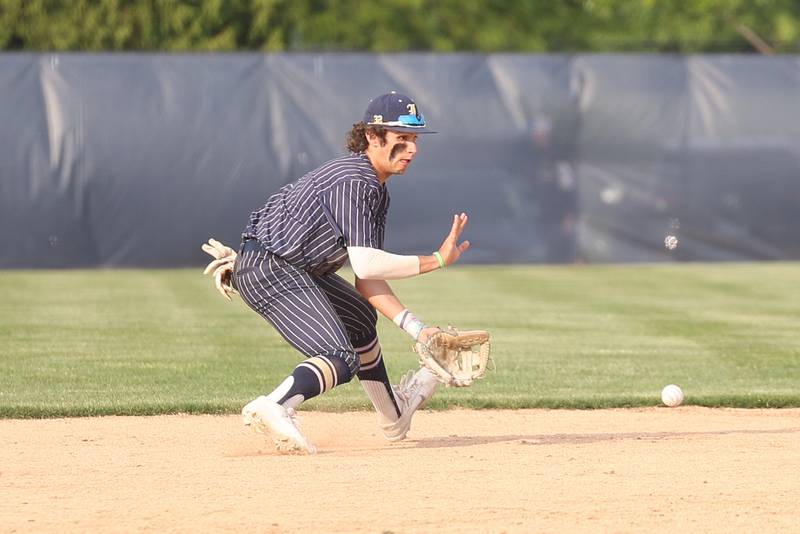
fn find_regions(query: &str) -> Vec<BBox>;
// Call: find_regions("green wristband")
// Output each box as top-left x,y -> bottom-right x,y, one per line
433,251 -> 446,269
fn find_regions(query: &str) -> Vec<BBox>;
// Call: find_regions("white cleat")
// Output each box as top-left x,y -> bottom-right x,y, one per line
381,367 -> 439,442
242,396 -> 317,454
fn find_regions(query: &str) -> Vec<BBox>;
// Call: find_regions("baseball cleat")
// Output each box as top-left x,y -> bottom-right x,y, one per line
242,396 -> 317,454
381,367 -> 438,442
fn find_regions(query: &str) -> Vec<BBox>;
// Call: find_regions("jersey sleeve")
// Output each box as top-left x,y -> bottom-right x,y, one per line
327,178 -> 385,249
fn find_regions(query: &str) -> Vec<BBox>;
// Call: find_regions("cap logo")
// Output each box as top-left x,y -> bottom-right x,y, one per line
362,93 -> 435,132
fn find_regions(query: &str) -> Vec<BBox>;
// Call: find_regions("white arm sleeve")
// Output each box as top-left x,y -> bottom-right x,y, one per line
347,246 -> 421,280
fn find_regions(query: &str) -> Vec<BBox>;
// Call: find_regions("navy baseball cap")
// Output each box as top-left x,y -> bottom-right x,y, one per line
363,91 -> 436,133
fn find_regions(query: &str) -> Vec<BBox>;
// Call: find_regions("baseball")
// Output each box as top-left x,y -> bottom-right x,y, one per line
661,384 -> 684,407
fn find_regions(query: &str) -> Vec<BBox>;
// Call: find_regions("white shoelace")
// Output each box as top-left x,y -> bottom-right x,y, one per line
394,370 -> 421,405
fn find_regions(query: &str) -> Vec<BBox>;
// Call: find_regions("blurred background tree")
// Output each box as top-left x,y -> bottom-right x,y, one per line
1,0 -> 798,53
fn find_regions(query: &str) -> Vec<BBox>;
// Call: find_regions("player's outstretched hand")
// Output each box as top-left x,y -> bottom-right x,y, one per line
437,213 -> 471,266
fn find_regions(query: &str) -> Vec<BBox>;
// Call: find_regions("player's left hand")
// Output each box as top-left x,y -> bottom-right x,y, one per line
201,238 -> 238,301
417,326 -> 442,343
414,326 -> 492,387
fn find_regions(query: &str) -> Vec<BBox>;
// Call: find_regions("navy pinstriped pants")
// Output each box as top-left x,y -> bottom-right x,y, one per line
232,240 -> 377,378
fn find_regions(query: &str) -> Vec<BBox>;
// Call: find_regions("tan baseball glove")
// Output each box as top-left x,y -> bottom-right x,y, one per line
414,326 -> 492,387
201,238 -> 238,301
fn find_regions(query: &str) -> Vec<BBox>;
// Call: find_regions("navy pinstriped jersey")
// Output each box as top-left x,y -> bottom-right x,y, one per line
243,153 -> 390,275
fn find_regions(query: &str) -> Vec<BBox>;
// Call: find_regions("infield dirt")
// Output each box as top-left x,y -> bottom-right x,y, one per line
2,407 -> 799,533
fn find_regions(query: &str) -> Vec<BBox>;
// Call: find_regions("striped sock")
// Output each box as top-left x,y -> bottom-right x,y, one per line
355,337 -> 400,423
269,355 -> 350,411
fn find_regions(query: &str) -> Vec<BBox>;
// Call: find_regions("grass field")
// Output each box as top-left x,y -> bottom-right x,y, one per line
2,263 -> 799,417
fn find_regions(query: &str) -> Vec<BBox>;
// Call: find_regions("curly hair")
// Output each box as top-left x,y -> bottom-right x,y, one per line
345,122 -> 388,153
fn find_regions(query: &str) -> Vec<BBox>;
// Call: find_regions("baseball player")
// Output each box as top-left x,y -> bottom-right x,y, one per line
203,92 -> 471,453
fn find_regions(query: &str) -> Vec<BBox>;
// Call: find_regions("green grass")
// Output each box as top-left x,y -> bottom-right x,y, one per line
2,263 -> 799,417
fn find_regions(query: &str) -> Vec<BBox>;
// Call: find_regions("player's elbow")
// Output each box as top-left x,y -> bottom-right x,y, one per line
350,262 -> 384,280
348,246 -> 420,280
348,246 -> 380,280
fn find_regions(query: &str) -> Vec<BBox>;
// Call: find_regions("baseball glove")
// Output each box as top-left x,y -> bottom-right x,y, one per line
201,238 -> 238,301
414,326 -> 492,387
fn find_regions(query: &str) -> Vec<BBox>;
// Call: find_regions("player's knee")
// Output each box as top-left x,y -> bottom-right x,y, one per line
323,350 -> 358,384
349,310 -> 378,346
351,326 -> 378,350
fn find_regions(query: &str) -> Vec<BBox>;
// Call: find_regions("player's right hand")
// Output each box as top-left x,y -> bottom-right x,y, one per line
437,213 -> 471,266
201,238 -> 238,301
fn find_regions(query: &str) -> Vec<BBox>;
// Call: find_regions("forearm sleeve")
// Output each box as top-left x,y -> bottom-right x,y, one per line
347,246 -> 421,280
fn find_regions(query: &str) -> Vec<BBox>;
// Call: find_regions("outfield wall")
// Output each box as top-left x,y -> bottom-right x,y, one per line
2,53 -> 799,267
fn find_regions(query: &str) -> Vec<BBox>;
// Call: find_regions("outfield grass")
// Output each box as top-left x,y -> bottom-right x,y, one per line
1,263 -> 799,417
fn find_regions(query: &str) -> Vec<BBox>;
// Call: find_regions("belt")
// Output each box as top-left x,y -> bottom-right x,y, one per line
240,238 -> 265,254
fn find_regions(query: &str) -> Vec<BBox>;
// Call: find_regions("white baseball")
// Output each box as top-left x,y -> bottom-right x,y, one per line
661,384 -> 684,407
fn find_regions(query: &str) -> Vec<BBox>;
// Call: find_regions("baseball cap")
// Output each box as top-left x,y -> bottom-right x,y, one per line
363,91 -> 436,133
